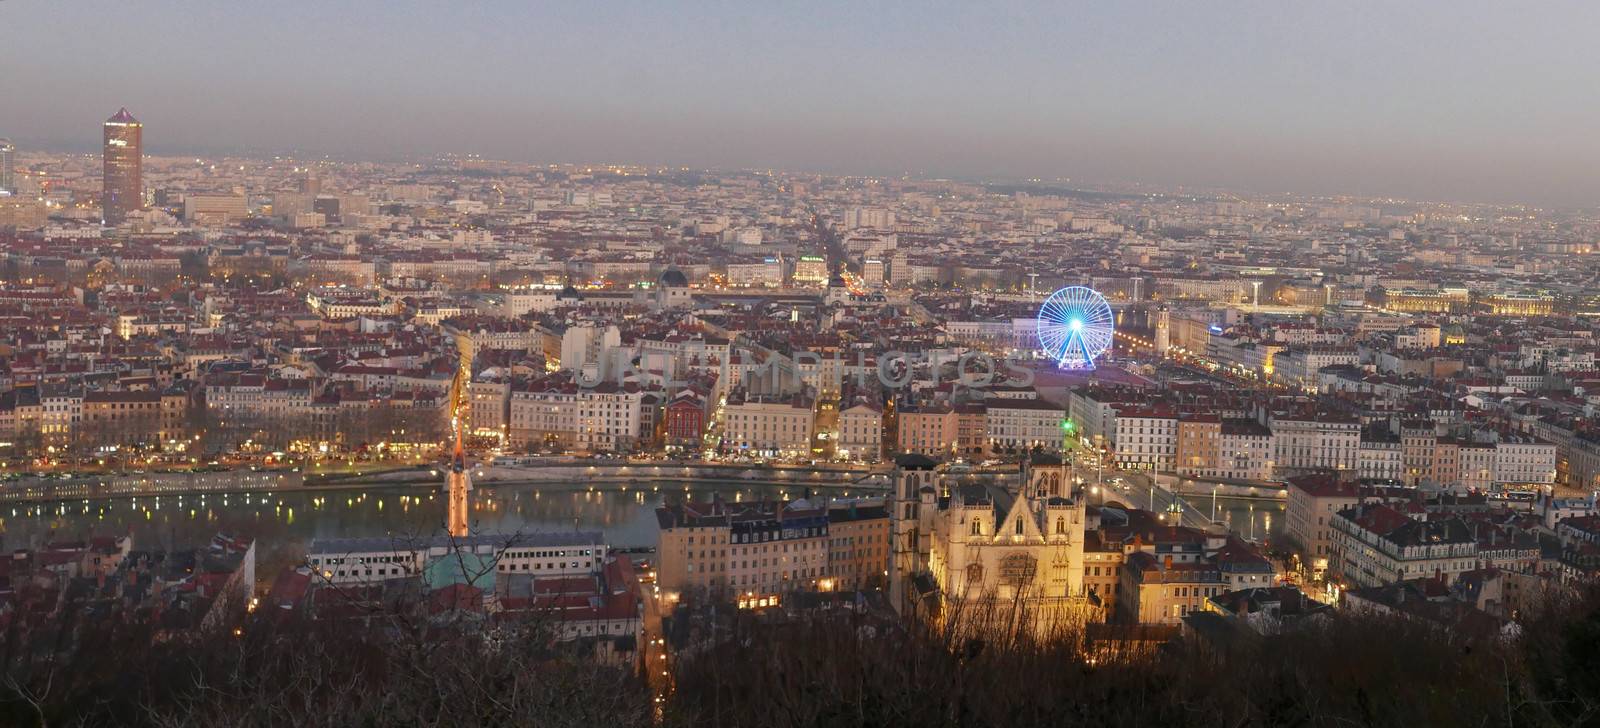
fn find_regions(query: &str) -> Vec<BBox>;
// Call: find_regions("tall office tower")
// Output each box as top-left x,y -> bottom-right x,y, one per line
102,108 -> 143,225
0,138 -> 14,194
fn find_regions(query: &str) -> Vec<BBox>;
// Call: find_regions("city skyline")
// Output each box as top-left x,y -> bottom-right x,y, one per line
5,5 -> 1600,725
6,103 -> 1588,212
5,1 -> 1600,207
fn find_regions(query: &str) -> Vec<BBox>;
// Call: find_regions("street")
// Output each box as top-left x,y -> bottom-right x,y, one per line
1068,451 -> 1280,539
639,574 -> 672,718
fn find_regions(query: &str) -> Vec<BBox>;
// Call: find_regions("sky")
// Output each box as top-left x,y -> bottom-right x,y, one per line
3,0 -> 1599,206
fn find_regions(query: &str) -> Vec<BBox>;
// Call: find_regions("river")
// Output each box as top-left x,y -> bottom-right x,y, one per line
0,481 -> 863,577
0,480 -> 1284,579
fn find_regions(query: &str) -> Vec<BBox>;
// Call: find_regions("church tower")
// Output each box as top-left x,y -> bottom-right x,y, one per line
889,453 -> 940,614
1154,305 -> 1171,355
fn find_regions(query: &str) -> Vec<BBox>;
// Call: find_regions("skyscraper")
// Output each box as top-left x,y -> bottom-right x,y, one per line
102,108 -> 142,225
0,138 -> 15,194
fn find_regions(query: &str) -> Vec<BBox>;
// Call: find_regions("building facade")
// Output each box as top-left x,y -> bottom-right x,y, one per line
102,108 -> 142,225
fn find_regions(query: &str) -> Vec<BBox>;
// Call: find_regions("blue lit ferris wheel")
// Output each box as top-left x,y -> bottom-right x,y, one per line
1036,286 -> 1114,369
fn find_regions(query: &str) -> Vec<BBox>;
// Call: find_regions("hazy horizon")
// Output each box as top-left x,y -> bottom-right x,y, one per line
5,1 -> 1600,207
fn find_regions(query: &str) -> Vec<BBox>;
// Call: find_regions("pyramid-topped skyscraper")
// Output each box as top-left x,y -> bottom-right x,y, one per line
102,108 -> 142,225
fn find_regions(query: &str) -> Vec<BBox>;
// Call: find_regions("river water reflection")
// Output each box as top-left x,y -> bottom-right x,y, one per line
0,481 -> 850,575
0,480 -> 1284,577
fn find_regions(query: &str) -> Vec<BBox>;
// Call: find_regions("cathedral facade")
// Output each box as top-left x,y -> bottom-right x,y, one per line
892,452 -> 1094,631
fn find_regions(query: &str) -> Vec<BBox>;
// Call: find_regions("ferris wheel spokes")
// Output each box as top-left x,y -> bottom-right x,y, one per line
1035,286 -> 1114,370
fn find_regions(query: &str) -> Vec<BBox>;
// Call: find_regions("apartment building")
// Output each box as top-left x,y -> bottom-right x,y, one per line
837,399 -> 884,462
984,397 -> 1063,454
895,402 -> 957,457
1331,503 -> 1477,588
655,499 -> 836,608
82,389 -> 186,448
1284,474 -> 1416,576
722,391 -> 815,457
1270,410 -> 1359,476
1112,406 -> 1177,471
824,500 -> 891,590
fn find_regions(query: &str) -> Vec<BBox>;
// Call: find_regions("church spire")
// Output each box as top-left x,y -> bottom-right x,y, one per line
445,367 -> 471,537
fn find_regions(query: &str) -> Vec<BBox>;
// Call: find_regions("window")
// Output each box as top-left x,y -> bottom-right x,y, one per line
999,553 -> 1037,586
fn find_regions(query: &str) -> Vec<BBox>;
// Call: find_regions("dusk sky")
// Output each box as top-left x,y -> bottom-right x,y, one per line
4,1 -> 1598,206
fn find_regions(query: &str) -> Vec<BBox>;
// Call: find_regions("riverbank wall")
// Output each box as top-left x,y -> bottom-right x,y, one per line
2,461 -> 890,504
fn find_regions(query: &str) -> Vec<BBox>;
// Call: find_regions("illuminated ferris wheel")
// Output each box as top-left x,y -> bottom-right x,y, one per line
1036,286 -> 1114,369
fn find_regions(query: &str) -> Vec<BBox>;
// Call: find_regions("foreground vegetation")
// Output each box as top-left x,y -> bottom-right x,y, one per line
2,588 -> 1599,727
